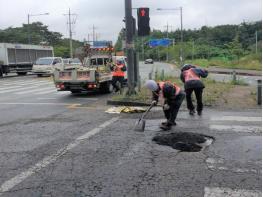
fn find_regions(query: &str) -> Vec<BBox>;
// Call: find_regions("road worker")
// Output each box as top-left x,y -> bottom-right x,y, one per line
110,59 -> 127,93
145,80 -> 185,131
180,64 -> 208,116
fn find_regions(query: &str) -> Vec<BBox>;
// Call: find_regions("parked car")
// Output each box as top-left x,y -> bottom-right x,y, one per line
32,57 -> 63,77
145,58 -> 154,64
62,58 -> 81,65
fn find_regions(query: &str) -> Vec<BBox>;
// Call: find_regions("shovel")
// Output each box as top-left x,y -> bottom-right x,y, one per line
134,102 -> 155,132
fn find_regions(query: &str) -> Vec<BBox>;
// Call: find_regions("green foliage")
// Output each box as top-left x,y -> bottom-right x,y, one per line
0,22 -> 84,58
115,20 -> 262,70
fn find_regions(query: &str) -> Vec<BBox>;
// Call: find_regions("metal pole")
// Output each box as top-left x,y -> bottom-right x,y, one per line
69,8 -> 73,58
93,24 -> 95,44
125,0 -> 135,95
27,14 -> 30,44
192,40 -> 194,60
166,22 -> 169,61
255,31 -> 258,54
141,37 -> 144,61
180,7 -> 183,66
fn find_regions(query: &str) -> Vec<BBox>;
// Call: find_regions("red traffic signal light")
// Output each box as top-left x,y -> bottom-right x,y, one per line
137,8 -> 150,36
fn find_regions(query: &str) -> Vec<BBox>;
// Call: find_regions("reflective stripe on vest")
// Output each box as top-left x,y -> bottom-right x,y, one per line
184,68 -> 200,82
112,64 -> 125,77
158,81 -> 181,96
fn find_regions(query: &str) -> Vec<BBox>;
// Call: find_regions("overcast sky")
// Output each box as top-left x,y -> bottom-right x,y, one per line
0,0 -> 262,44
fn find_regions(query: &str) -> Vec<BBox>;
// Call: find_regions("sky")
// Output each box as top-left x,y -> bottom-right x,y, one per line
0,0 -> 262,44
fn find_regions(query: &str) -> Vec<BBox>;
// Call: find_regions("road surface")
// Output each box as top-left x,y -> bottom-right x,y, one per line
0,75 -> 261,196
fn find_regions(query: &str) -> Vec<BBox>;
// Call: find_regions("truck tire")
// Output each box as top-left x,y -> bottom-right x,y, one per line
0,66 -> 3,77
17,72 -> 27,76
100,81 -> 113,93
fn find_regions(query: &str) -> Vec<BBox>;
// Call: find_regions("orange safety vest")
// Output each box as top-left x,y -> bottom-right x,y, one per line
112,64 -> 125,77
158,81 -> 181,96
183,68 -> 200,82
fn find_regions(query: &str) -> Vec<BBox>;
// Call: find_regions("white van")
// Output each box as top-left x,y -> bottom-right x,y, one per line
32,57 -> 63,77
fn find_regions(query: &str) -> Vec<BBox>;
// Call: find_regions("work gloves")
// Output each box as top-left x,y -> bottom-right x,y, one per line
151,100 -> 157,106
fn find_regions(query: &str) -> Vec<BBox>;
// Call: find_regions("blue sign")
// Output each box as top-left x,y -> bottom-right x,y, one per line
93,41 -> 112,47
148,39 -> 172,47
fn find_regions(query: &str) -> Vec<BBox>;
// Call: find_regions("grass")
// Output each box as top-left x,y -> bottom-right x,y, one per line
187,54 -> 262,71
112,71 -> 235,106
202,78 -> 233,106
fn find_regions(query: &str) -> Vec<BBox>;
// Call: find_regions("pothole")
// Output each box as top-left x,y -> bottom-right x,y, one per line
152,132 -> 214,152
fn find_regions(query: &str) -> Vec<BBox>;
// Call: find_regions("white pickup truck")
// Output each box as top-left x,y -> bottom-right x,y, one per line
32,57 -> 64,77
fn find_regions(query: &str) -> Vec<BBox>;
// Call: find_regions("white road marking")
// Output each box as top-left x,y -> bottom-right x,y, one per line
209,125 -> 262,133
0,86 -> 43,93
211,116 -> 261,122
0,117 -> 119,195
15,87 -> 55,95
36,98 -> 57,100
0,86 -> 23,91
205,158 -> 261,174
204,187 -> 261,197
0,102 -> 75,106
34,89 -> 57,95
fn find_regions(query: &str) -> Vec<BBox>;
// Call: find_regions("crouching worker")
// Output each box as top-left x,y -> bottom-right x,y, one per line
145,80 -> 185,131
110,60 -> 127,93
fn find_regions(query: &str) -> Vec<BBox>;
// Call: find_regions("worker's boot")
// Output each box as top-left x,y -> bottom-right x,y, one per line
161,121 -> 176,126
189,109 -> 196,116
160,124 -> 172,131
197,110 -> 202,116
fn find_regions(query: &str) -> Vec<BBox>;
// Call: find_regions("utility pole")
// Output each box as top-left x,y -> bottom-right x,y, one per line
64,8 -> 76,58
255,31 -> 258,54
69,8 -> 73,58
125,0 -> 136,95
180,7 -> 183,66
192,40 -> 195,60
164,22 -> 171,62
141,37 -> 144,60
93,24 -> 96,43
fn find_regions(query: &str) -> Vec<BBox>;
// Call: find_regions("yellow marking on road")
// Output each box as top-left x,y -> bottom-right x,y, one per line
67,104 -> 82,109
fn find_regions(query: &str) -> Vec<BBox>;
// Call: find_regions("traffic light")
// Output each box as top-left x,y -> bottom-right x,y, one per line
137,8 -> 150,36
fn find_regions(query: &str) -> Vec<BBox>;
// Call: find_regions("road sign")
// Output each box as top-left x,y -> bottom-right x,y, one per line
148,39 -> 172,47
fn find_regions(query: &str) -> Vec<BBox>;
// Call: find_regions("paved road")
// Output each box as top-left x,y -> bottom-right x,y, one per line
0,75 -> 261,196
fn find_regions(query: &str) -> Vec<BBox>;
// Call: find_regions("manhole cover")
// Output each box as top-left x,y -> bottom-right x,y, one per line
152,132 -> 214,152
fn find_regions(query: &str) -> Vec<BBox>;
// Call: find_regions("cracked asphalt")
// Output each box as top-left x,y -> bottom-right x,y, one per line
0,75 -> 262,197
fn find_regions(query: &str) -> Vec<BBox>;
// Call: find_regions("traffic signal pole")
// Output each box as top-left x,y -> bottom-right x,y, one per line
125,0 -> 136,95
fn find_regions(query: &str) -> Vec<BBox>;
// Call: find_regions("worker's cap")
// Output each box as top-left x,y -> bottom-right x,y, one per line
144,80 -> 158,91
181,64 -> 196,72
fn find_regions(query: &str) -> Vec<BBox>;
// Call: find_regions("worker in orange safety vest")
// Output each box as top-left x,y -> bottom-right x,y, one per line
180,64 -> 208,116
110,59 -> 127,92
145,80 -> 185,131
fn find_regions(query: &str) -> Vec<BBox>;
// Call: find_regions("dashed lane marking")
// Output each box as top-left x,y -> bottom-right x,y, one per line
211,116 -> 261,122
0,117 -> 119,195
204,187 -> 261,197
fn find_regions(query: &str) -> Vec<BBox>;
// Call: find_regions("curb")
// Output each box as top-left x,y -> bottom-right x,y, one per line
107,100 -> 150,106
208,70 -> 261,77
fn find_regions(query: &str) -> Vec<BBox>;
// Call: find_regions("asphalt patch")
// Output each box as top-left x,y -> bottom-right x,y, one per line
152,132 -> 214,152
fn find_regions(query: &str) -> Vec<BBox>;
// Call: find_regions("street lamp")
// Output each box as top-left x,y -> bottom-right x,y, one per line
157,7 -> 183,66
27,13 -> 49,44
